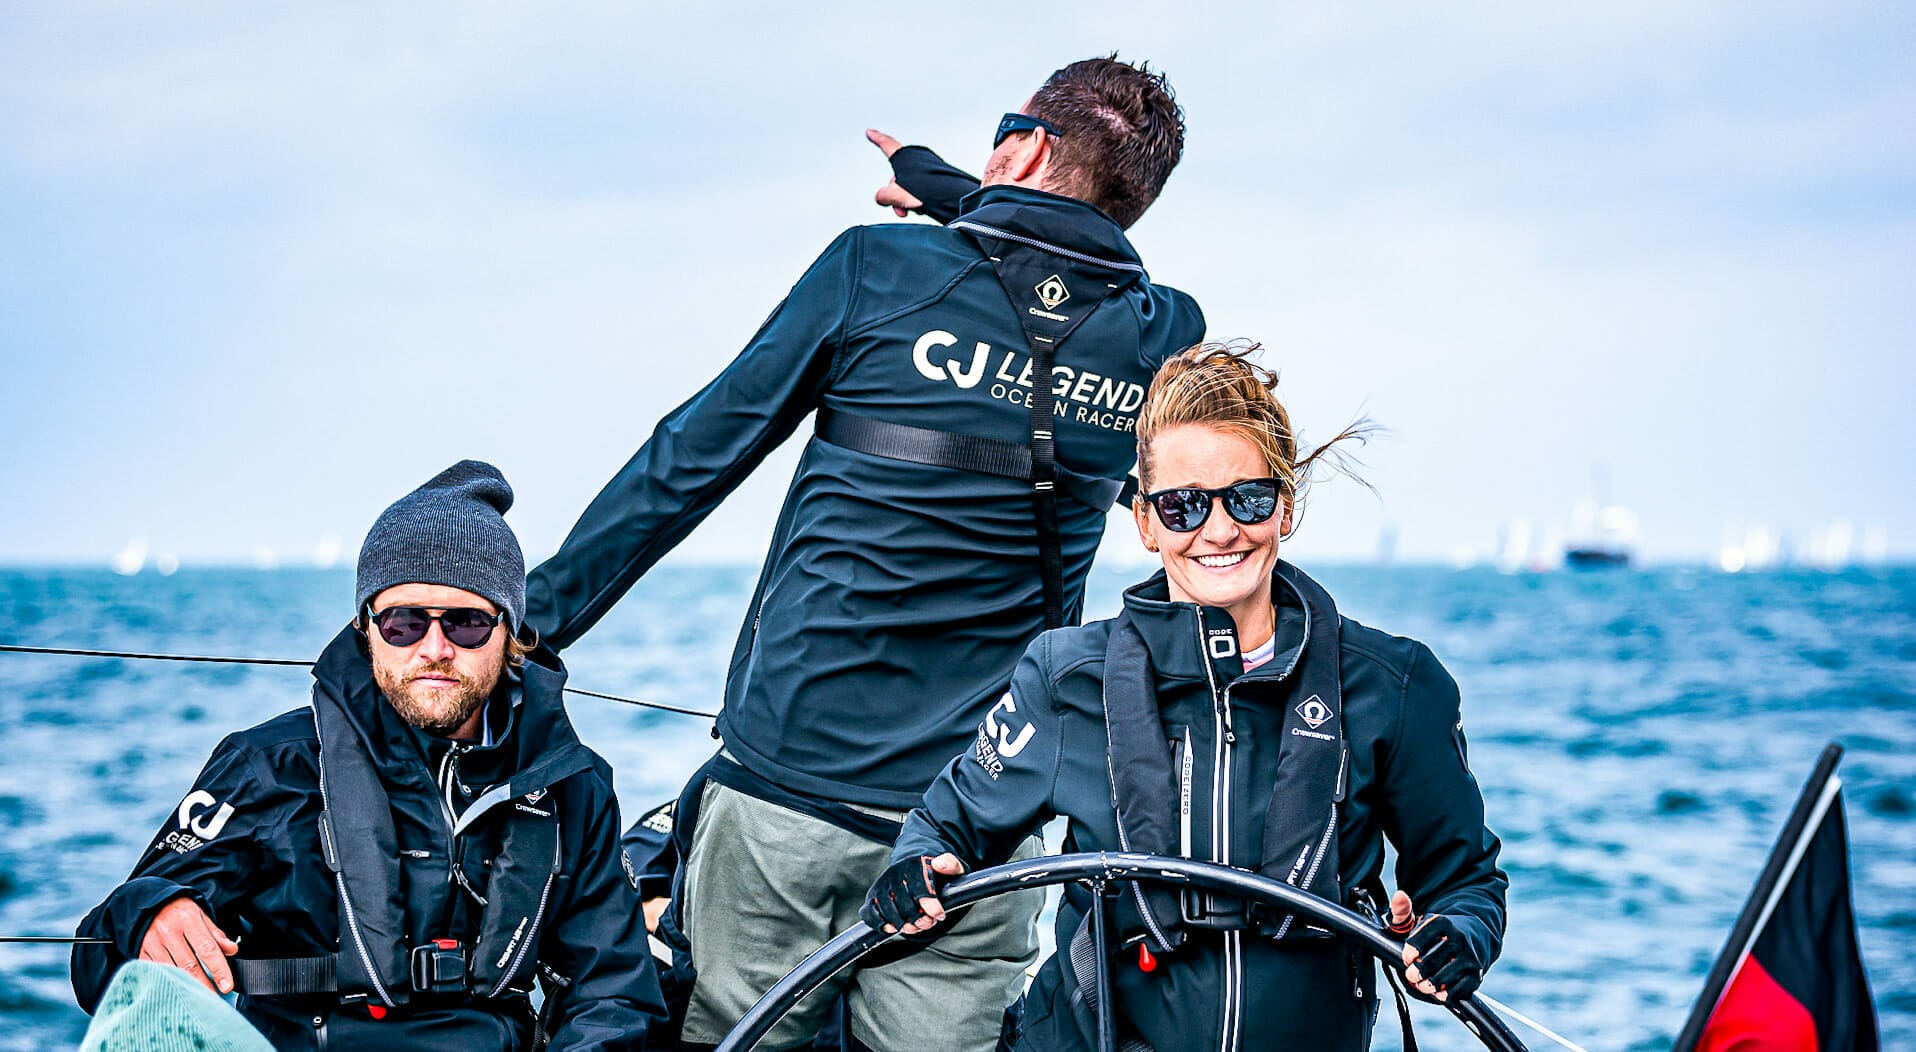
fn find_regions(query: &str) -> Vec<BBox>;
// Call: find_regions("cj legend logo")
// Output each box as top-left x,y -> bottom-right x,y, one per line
161,789 -> 235,854
973,691 -> 1036,780
1034,274 -> 1071,311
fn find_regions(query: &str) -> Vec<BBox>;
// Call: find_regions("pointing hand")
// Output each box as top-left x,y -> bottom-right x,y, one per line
867,129 -> 925,217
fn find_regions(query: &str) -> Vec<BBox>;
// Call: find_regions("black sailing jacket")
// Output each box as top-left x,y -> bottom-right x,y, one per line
71,627 -> 667,1051
894,568 -> 1508,1052
525,183 -> 1204,809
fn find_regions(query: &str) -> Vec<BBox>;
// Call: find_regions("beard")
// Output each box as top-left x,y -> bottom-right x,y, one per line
374,654 -> 501,738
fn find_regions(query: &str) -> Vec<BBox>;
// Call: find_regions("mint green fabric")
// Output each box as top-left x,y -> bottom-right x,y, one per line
80,960 -> 272,1052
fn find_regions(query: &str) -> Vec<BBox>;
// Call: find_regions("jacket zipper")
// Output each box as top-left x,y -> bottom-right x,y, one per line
1208,626 -> 1298,1052
1178,727 -> 1193,858
1197,614 -> 1239,1052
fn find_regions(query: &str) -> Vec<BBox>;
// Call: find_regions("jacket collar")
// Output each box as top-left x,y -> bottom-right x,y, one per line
954,185 -> 1146,275
1118,565 -> 1312,686
310,625 -> 591,797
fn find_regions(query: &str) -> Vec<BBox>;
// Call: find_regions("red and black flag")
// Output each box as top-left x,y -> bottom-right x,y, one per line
1673,742 -> 1879,1052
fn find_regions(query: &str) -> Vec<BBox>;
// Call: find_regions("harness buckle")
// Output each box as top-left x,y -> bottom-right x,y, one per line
1178,887 -> 1251,930
409,938 -> 469,996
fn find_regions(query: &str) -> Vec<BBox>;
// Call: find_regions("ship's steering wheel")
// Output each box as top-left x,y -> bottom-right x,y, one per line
715,851 -> 1527,1051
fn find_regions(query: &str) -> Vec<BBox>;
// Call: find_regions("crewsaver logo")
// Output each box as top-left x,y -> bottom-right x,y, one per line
1295,695 -> 1333,730
1035,274 -> 1071,311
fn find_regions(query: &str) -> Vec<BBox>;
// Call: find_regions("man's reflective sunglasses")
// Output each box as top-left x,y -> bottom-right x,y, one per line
1140,478 -> 1285,533
366,606 -> 505,649
994,112 -> 1062,149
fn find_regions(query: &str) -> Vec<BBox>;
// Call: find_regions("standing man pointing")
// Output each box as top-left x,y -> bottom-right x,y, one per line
527,57 -> 1204,1050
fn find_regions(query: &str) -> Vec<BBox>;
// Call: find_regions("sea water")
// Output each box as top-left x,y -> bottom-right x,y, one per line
1,564 -> 1911,1051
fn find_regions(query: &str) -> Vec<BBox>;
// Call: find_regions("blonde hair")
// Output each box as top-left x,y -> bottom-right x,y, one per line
1135,341 -> 1374,533
505,631 -> 532,668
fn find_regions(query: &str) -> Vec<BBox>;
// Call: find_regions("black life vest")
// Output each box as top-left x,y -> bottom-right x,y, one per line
1101,561 -> 1348,951
309,659 -> 568,1010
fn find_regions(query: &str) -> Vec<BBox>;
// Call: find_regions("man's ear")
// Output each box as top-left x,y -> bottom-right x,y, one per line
1010,130 -> 1052,185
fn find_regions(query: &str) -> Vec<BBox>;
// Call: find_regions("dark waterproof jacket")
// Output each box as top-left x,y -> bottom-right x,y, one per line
894,569 -> 1508,1052
525,184 -> 1205,809
72,627 -> 668,1051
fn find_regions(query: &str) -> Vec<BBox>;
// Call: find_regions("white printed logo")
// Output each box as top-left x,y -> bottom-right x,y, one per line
912,330 -> 992,389
906,328 -> 1147,435
1207,631 -> 1238,660
1295,695 -> 1333,730
177,790 -> 235,840
1035,274 -> 1071,311
983,693 -> 1036,758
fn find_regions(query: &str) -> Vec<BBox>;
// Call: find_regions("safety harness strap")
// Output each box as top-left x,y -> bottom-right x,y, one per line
814,408 -> 1130,511
1067,910 -> 1155,1052
232,955 -> 338,997
1023,333 -> 1067,629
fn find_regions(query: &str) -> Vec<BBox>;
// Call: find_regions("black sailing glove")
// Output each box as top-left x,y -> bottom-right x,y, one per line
1403,913 -> 1488,1002
861,855 -> 945,932
888,146 -> 980,226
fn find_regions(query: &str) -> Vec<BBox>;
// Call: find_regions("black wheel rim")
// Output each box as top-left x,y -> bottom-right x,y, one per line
715,850 -> 1527,1051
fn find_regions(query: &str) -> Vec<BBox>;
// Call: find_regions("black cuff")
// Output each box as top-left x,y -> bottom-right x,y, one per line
889,146 -> 981,225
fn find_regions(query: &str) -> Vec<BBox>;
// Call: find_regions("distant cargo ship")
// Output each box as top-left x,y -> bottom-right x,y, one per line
1564,545 -> 1631,569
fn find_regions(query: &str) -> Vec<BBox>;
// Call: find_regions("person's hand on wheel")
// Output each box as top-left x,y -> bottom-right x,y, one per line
862,853 -> 964,934
1391,890 -> 1486,1003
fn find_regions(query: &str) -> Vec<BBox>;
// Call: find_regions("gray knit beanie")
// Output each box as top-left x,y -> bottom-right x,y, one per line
354,460 -> 526,632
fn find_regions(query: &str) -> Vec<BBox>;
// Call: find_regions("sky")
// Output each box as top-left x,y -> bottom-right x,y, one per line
1,2 -> 1911,569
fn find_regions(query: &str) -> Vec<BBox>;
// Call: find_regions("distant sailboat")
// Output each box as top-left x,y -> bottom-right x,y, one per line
110,537 -> 147,576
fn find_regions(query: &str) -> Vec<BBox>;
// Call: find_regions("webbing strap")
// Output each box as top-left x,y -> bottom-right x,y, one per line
1381,964 -> 1422,1052
1067,911 -> 1153,1052
232,954 -> 338,997
1024,334 -> 1066,629
1353,886 -> 1420,1052
813,409 -> 1128,510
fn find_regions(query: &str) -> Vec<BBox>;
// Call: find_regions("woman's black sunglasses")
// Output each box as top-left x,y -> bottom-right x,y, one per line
1141,478 -> 1285,533
994,112 -> 1062,149
367,606 -> 504,649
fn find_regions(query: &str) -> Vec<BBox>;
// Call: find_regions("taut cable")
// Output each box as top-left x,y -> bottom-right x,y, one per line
0,643 -> 717,719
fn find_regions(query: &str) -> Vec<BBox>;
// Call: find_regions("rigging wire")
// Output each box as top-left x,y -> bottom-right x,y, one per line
1476,993 -> 1593,1052
0,643 -> 718,720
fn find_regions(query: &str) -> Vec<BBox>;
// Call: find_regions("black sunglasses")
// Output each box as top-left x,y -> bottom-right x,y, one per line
367,606 -> 504,649
1140,478 -> 1285,533
994,112 -> 1062,149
